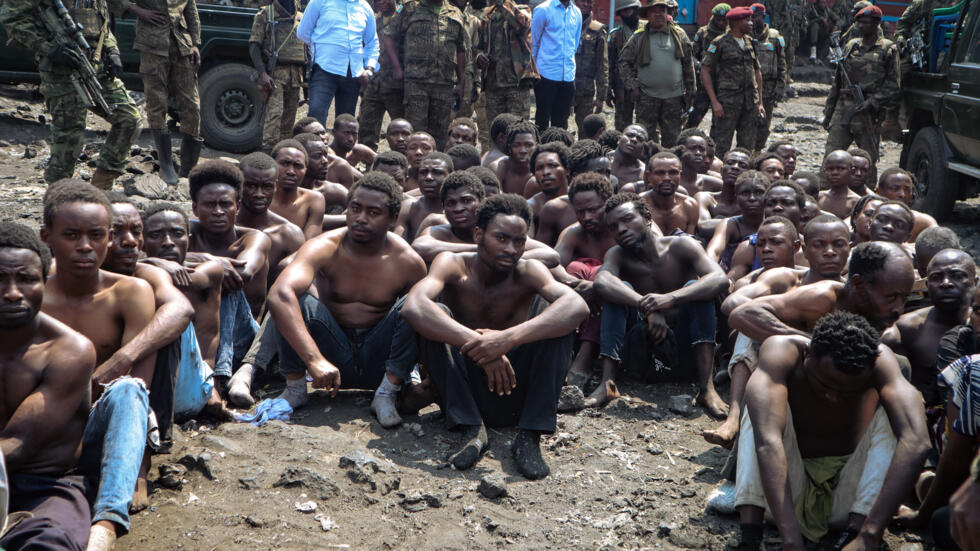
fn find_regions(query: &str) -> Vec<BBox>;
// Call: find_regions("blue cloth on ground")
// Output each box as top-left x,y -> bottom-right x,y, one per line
234,398 -> 293,426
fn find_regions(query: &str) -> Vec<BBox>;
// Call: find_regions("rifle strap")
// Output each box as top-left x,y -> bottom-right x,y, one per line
275,11 -> 299,56
93,7 -> 108,62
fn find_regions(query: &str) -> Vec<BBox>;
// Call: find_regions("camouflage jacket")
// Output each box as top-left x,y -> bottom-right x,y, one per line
804,4 -> 839,30
841,22 -> 883,44
607,21 -> 637,96
113,0 -> 200,56
1,0 -> 119,63
574,16 -> 607,98
896,0 -> 956,41
765,0 -> 805,35
702,32 -> 761,104
618,23 -> 694,98
692,20 -> 726,62
389,0 -> 468,85
477,0 -> 538,89
824,36 -> 901,119
249,2 -> 307,66
361,11 -> 401,91
752,24 -> 786,99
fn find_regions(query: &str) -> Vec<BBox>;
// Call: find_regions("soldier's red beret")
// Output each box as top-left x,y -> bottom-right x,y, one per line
855,5 -> 883,18
750,3 -> 766,13
726,6 -> 754,19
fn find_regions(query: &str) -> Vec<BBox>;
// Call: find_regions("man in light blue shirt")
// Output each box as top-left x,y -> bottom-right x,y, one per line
531,0 -> 582,130
297,0 -> 380,122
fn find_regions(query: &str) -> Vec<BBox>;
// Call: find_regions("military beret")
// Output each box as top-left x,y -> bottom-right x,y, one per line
751,3 -> 765,13
726,6 -> 753,18
712,2 -> 732,15
855,5 -> 883,18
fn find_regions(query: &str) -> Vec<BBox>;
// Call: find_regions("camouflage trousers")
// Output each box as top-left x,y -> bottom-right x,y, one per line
452,70 -> 477,119
261,64 -> 303,151
140,44 -> 200,136
613,88 -> 635,131
635,94 -> 684,147
40,67 -> 141,183
404,80 -> 454,150
358,82 -> 404,150
825,98 -> 879,157
710,97 -> 758,157
753,94 -> 778,152
573,81 -> 598,132
475,93 -> 489,151
484,84 -> 531,130
686,85 -> 710,129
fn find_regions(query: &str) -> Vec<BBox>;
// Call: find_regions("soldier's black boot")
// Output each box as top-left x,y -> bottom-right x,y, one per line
153,131 -> 178,186
178,134 -> 204,178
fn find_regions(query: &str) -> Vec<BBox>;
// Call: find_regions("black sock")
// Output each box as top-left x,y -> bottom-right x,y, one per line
737,523 -> 763,550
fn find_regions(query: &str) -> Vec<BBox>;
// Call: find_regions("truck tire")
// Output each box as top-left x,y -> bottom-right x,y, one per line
907,126 -> 956,221
199,63 -> 263,153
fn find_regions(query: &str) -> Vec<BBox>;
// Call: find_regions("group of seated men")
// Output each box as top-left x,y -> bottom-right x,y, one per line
1,111 -> 979,551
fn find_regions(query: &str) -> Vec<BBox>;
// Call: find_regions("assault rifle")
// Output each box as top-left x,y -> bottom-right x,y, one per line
828,31 -> 879,162
38,0 -> 112,113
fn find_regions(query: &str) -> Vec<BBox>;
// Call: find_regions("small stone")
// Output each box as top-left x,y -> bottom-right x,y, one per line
123,173 -> 170,199
557,385 -> 586,413
272,467 -> 340,500
647,443 -> 664,455
668,394 -> 693,415
405,422 -> 425,437
22,146 -> 36,159
398,489 -> 443,512
196,451 -> 217,480
156,463 -> 185,490
338,450 -> 384,473
478,473 -> 508,499
37,114 -> 45,125
238,477 -> 260,490
346,466 -> 377,491
243,516 -> 263,528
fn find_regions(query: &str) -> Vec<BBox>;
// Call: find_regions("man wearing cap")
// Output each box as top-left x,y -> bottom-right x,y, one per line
822,5 -> 899,158
531,0 -> 583,130
688,3 -> 729,129
607,0 -> 642,131
701,6 -> 765,156
572,0 -> 608,132
750,3 -> 786,152
618,0 -> 694,147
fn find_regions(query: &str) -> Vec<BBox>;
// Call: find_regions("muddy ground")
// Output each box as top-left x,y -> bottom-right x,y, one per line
0,64 -> 973,550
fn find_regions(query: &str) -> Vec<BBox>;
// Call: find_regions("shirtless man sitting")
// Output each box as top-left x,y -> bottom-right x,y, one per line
481,113 -> 519,168
396,152 -> 453,242
405,132 -> 437,193
525,142 -> 570,238
38,183 -> 159,550
446,117 -> 479,150
610,124 -> 648,187
817,150 -> 861,220
704,214 -> 851,448
848,148 -> 873,197
875,167 -> 938,242
293,133 -> 348,213
489,120 -> 538,196
567,139 -> 617,188
695,148 -> 753,238
385,118 -> 413,156
330,114 -> 376,168
411,172 -> 559,266
752,152 -> 785,183
733,312 -> 929,551
448,144 -> 482,171
705,170 -> 768,272
402,194 -> 589,478
638,152 -> 701,235
268,172 -> 427,428
847,194 -> 885,245
269,139 -> 325,240
595,193 -> 730,416
727,180 -> 808,282
291,117 -> 361,188
793,172 -> 821,198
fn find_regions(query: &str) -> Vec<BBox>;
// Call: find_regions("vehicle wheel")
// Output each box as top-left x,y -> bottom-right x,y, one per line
199,63 -> 264,153
907,126 -> 956,221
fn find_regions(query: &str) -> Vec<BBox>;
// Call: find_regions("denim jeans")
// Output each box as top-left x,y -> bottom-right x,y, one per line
76,377 -> 150,534
308,65 -> 360,124
599,281 -> 716,382
215,289 -> 259,378
277,294 -> 416,387
241,312 -> 278,373
175,321 -> 214,420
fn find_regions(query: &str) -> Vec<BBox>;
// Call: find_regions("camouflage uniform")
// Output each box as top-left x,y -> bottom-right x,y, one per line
476,0 -> 537,129
390,0 -> 468,150
805,3 -> 839,56
453,3 -> 482,119
251,3 -> 307,151
573,16 -> 607,131
618,24 -> 694,147
766,0 -> 804,76
465,4 -> 490,149
358,11 -> 404,149
895,0 -> 955,74
607,21 -> 638,130
702,32 -> 761,155
0,0 -> 141,183
688,19 -> 726,128
125,0 -> 201,136
752,24 -> 786,151
824,35 -> 900,155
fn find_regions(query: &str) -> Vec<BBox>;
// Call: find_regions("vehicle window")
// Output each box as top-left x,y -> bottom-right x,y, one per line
956,2 -> 980,63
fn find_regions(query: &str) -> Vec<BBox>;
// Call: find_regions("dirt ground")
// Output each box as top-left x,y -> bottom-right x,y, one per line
0,63 -> 973,551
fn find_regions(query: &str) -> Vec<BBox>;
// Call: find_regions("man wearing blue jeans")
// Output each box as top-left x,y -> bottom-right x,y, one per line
298,0 -> 379,122
531,0 -> 582,130
594,192 -> 730,417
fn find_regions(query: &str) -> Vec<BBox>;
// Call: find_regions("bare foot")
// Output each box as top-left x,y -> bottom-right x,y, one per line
130,477 -> 148,514
204,386 -> 235,421
565,369 -> 589,390
697,389 -> 729,420
583,380 -> 620,408
702,417 -> 739,449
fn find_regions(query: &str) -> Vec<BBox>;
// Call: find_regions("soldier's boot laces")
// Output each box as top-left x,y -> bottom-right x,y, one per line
153,131 -> 179,186
179,134 -> 204,179
90,168 -> 121,191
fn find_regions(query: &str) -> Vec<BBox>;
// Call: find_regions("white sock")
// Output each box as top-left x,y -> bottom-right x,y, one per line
279,377 -> 308,408
375,376 -> 401,398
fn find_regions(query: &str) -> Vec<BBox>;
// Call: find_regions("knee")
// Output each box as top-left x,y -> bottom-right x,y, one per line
102,376 -> 150,408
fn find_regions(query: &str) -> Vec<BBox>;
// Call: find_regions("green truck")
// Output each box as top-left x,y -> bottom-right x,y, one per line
0,1 -> 266,152
900,0 -> 980,221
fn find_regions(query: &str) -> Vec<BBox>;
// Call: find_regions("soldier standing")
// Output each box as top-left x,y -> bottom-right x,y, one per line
572,0 -> 607,132
804,0 -> 839,62
750,3 -> 785,152
122,0 -> 202,184
618,0 -> 694,147
822,5 -> 899,157
452,0 -> 482,120
687,2 -> 729,129
474,0 -> 538,130
0,0 -> 142,189
765,0 -> 804,85
250,0 -> 307,153
701,6 -> 765,156
607,0 -> 640,131
386,0 -> 468,150
357,0 -> 404,150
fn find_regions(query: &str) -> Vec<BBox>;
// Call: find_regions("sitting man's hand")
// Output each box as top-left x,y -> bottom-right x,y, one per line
892,505 -> 926,529
142,257 -> 195,287
461,328 -> 514,366
646,312 -> 669,344
480,356 -> 516,396
639,292 -> 674,317
308,358 -> 341,397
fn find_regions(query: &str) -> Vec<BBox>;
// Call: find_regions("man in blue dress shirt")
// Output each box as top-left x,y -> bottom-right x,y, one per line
531,0 -> 582,131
